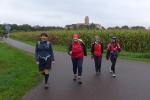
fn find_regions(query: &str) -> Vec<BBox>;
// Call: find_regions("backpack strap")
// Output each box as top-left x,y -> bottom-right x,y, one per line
46,41 -> 50,48
37,41 -> 40,48
78,39 -> 85,45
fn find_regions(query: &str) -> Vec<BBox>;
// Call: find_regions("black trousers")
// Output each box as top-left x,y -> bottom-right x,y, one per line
94,56 -> 102,73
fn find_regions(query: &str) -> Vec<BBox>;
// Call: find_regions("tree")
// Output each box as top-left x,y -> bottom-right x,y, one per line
89,23 -> 96,29
107,26 -> 120,30
121,25 -> 129,29
114,26 -> 120,29
131,26 -> 145,30
0,24 -> 5,35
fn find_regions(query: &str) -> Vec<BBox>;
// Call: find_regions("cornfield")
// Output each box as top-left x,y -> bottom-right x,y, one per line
10,29 -> 150,52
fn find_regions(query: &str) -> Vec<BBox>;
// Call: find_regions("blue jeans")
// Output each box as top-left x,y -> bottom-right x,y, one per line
71,58 -> 83,76
110,53 -> 118,73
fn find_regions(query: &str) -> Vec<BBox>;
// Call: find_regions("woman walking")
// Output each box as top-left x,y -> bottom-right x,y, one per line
106,36 -> 121,77
68,33 -> 87,84
35,33 -> 55,89
91,35 -> 103,76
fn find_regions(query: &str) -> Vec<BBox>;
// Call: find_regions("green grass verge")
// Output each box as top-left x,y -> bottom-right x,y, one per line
9,37 -> 150,62
0,42 -> 42,100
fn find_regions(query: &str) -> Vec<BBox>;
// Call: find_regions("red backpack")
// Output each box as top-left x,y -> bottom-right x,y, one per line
94,43 -> 102,56
71,42 -> 83,58
108,43 -> 119,52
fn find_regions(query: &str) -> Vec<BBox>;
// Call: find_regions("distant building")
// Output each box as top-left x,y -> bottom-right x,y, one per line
65,16 -> 102,29
85,16 -> 89,25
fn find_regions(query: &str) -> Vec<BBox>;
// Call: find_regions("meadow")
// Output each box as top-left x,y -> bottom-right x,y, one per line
0,43 -> 42,100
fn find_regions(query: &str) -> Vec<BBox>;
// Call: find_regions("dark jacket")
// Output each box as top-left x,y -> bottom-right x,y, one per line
35,41 -> 54,61
91,41 -> 104,57
68,40 -> 87,57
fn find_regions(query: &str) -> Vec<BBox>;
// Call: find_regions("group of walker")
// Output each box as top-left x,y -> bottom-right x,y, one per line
35,33 -> 121,89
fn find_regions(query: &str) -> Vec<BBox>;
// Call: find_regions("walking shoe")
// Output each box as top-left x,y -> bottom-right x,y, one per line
110,69 -> 113,73
112,74 -> 116,77
78,81 -> 82,84
77,76 -> 82,85
44,84 -> 49,89
73,74 -> 77,81
96,72 -> 99,76
98,69 -> 101,73
96,72 -> 100,76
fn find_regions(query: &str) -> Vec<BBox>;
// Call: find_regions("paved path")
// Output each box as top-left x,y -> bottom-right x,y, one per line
4,38 -> 150,100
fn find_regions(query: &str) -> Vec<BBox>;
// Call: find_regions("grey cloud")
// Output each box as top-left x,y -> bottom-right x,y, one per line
0,0 -> 150,27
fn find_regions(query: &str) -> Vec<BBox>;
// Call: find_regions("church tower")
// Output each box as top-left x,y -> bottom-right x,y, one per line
85,16 -> 89,25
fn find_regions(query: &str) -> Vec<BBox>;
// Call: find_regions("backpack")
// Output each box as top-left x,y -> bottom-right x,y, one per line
93,42 -> 102,56
71,41 -> 83,58
37,41 -> 51,61
37,41 -> 50,48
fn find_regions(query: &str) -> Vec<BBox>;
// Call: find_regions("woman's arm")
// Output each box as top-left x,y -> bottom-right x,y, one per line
101,42 -> 104,54
81,42 -> 87,56
117,43 -> 121,52
91,43 -> 94,57
68,42 -> 72,55
106,43 -> 111,60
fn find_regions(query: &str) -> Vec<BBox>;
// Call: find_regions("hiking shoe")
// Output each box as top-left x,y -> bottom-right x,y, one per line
73,74 -> 77,81
77,77 -> 82,85
44,84 -> 49,89
96,72 -> 100,76
112,74 -> 116,77
110,70 -> 113,73
96,72 -> 99,76
73,78 -> 77,81
78,81 -> 82,85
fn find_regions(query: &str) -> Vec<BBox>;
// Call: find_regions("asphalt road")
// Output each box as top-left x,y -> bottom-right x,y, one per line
4,38 -> 150,100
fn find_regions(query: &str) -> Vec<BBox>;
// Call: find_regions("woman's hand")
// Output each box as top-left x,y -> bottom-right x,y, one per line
69,51 -> 72,55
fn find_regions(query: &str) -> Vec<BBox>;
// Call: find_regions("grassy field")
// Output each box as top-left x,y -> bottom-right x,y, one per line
0,42 -> 42,100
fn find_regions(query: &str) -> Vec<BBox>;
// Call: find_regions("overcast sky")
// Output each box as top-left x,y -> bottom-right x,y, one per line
0,0 -> 150,27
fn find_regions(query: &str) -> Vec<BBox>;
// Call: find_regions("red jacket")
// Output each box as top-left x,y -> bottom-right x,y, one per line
91,42 -> 103,57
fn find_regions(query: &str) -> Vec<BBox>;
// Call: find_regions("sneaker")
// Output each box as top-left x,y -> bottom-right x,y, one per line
96,72 -> 99,76
98,69 -> 101,73
112,74 -> 116,77
44,84 -> 49,89
78,81 -> 82,84
110,70 -> 113,73
96,72 -> 100,76
73,74 -> 77,81
77,76 -> 82,85
73,78 -> 77,81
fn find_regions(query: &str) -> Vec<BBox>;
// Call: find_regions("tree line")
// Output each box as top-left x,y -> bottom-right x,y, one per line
0,24 -> 63,35
0,24 -> 148,35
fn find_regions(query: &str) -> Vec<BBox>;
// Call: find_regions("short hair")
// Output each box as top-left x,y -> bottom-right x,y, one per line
40,33 -> 48,37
